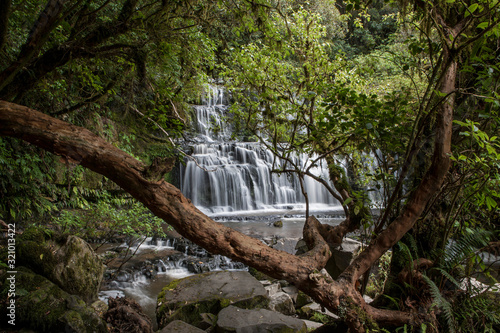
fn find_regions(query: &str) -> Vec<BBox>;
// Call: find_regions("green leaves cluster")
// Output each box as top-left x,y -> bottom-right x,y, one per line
53,199 -> 166,243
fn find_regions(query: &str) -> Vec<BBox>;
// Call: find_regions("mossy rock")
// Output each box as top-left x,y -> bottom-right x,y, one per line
16,227 -> 104,303
0,267 -> 107,332
156,271 -> 269,329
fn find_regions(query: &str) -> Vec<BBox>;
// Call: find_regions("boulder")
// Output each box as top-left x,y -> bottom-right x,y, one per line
0,267 -> 107,332
295,291 -> 314,308
264,282 -> 281,296
326,237 -> 363,279
282,285 -> 299,303
216,305 -> 307,333
160,320 -> 206,333
268,291 -> 296,315
16,227 -> 104,303
302,320 -> 324,330
156,270 -> 269,329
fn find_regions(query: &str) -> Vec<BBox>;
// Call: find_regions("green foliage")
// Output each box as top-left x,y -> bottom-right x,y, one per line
366,250 -> 392,298
421,229 -> 498,332
0,138 -> 58,221
53,199 -> 166,244
422,274 -> 456,332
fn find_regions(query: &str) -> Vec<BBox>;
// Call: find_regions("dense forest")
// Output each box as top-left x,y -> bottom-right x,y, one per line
0,0 -> 499,332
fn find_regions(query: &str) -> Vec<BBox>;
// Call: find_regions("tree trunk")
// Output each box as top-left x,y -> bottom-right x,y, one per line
0,100 -> 414,330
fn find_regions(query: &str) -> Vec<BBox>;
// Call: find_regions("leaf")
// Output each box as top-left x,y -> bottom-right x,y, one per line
477,22 -> 489,30
468,3 -> 478,13
40,254 -> 44,260
485,196 -> 497,209
343,197 -> 353,205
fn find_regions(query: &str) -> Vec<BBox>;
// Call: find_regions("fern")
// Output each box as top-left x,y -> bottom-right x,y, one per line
422,274 -> 457,333
433,267 -> 461,289
443,229 -> 492,271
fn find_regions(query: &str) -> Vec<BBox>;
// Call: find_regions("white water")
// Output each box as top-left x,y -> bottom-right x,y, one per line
180,85 -> 343,216
100,85 -> 346,328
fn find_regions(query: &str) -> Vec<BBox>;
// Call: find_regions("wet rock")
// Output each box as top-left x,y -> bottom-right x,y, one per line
156,271 -> 269,329
0,267 -> 107,332
216,305 -> 307,333
160,320 -> 206,333
273,220 -> 283,227
105,297 -> 153,333
16,227 -> 104,303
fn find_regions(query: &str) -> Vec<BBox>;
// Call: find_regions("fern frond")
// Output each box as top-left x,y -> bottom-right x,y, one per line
398,242 -> 414,268
434,267 -> 461,289
444,229 -> 492,270
422,274 -> 457,333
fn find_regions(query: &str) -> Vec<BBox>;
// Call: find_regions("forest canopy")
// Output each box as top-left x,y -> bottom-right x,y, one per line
0,0 -> 499,332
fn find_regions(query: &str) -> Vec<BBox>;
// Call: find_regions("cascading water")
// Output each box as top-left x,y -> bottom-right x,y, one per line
180,85 -> 342,216
100,85 -> 346,329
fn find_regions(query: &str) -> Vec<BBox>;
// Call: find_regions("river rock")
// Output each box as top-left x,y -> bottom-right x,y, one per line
156,270 -> 269,329
16,227 -> 104,303
268,291 -> 296,315
282,285 -> 299,303
265,282 -> 281,296
160,320 -> 206,332
0,267 -> 107,332
216,305 -> 307,332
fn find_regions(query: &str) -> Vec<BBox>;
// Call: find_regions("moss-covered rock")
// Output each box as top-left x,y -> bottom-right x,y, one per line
0,267 -> 107,332
16,227 -> 104,303
156,271 -> 269,329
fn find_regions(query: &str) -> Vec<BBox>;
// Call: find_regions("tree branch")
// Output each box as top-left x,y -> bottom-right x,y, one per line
0,0 -> 11,51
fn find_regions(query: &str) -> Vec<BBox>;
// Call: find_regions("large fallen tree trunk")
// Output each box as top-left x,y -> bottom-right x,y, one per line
0,69 -> 452,328
0,33 -> 458,332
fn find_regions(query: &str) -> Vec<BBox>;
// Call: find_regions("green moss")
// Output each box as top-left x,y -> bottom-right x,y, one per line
220,298 -> 231,308
338,296 -> 379,331
328,164 -> 350,191
1,267 -> 107,332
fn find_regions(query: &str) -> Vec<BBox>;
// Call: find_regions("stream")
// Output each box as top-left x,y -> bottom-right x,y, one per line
99,84 -> 348,328
98,214 -> 344,329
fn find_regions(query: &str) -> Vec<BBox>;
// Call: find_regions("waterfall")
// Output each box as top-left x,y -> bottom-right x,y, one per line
180,85 -> 342,216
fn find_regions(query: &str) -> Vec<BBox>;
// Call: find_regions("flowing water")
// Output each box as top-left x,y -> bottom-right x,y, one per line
180,85 -> 343,216
99,85 -> 345,327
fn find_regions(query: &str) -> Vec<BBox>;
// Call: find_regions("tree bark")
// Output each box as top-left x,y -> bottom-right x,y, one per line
341,55 -> 456,285
0,0 -> 11,51
0,100 -> 413,329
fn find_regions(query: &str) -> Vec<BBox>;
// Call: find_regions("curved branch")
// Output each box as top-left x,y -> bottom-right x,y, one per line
0,100 -> 328,284
341,54 -> 457,284
0,100 -> 416,328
